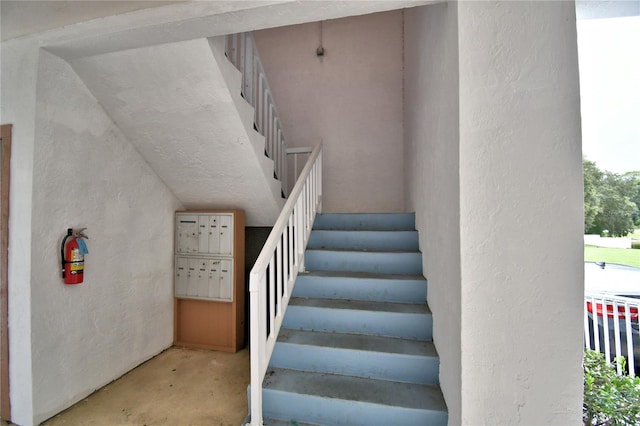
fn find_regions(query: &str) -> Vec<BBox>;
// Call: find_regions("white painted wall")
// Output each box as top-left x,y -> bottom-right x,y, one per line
254,11 -> 404,213
457,2 -> 584,424
403,3 -> 461,424
29,50 -> 182,424
70,38 -> 283,226
405,2 -> 584,423
0,36 -> 39,426
1,1 -> 183,42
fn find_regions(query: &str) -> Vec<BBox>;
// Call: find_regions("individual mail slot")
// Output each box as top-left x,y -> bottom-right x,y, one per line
218,215 -> 233,255
208,260 -> 221,299
176,215 -> 198,253
197,260 -> 209,297
208,215 -> 220,254
197,216 -> 209,253
186,258 -> 201,297
175,257 -> 189,296
219,260 -> 233,300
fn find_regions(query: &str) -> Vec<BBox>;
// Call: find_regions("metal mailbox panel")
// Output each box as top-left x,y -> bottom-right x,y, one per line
175,257 -> 188,296
208,259 -> 221,299
219,259 -> 233,300
219,215 -> 233,255
196,258 -> 209,297
175,211 -> 238,302
186,258 -> 201,297
208,215 -> 221,254
176,215 -> 198,253
198,215 -> 209,253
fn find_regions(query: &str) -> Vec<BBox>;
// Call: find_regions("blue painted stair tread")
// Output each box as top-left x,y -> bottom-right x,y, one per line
305,249 -> 423,275
258,212 -> 447,425
262,368 -> 448,426
262,420 -> 316,426
294,271 -> 427,303
313,213 -> 416,231
288,297 -> 430,313
277,329 -> 434,356
284,298 -> 432,341
307,230 -> 419,251
272,329 -> 440,384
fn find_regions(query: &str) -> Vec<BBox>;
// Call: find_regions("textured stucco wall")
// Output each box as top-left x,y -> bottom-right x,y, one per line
253,11 -> 404,213
0,36 -> 39,426
403,3 -> 461,424
457,2 -> 584,424
70,38 -> 284,226
29,51 -> 183,424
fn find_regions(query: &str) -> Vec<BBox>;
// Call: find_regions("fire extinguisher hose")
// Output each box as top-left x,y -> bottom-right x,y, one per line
60,228 -> 73,278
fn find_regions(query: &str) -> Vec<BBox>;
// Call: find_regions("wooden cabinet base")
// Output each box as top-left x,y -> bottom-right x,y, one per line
174,298 -> 244,353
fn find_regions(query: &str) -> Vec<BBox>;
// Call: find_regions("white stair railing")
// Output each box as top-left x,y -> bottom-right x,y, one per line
584,291 -> 639,376
247,143 -> 322,425
286,147 -> 312,195
226,33 -> 289,196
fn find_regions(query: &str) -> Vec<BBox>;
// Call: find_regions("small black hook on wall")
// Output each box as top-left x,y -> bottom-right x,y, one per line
317,21 -> 325,59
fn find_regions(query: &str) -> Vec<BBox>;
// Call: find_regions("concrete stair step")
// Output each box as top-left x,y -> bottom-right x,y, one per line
284,297 -> 432,341
293,271 -> 427,304
305,249 -> 422,275
312,213 -> 415,231
254,213 -> 446,425
271,329 -> 439,384
307,230 -> 419,251
261,368 -> 448,426
263,419 -> 317,426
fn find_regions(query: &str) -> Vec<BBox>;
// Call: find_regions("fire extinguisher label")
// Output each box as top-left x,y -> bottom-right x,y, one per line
70,248 -> 83,262
70,263 -> 84,272
69,247 -> 84,274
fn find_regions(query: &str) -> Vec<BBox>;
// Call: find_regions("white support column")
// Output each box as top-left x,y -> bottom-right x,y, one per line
457,2 -> 584,424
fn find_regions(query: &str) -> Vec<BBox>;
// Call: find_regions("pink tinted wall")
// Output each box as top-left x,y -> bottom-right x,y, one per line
254,11 -> 404,213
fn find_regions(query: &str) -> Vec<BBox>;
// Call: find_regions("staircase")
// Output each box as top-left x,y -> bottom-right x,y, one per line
258,213 -> 448,425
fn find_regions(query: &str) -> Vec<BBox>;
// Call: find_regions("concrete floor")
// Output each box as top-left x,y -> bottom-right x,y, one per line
42,347 -> 250,426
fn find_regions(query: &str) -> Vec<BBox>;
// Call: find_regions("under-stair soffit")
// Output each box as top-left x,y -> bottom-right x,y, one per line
69,37 -> 283,226
18,0 -> 438,61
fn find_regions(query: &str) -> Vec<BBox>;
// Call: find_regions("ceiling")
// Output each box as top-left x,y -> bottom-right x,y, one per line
1,1 -> 184,41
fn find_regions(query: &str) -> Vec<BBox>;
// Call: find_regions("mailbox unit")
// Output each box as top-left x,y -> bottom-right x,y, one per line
174,210 -> 245,352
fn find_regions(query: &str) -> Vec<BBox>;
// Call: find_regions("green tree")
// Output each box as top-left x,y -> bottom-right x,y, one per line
584,160 -> 639,237
622,171 -> 640,226
584,158 -> 603,232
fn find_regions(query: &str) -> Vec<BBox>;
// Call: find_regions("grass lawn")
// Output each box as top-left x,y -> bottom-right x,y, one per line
585,245 -> 640,268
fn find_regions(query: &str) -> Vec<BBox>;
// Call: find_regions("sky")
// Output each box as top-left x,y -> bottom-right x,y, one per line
577,16 -> 640,174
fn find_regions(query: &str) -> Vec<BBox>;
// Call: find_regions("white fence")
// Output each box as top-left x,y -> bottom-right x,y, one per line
584,291 -> 639,376
247,143 -> 322,425
584,235 -> 633,249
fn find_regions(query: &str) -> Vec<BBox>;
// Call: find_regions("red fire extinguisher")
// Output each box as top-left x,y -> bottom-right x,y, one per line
61,228 -> 89,285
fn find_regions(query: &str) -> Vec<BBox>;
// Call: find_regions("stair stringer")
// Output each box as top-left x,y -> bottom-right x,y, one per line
208,37 -> 283,193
